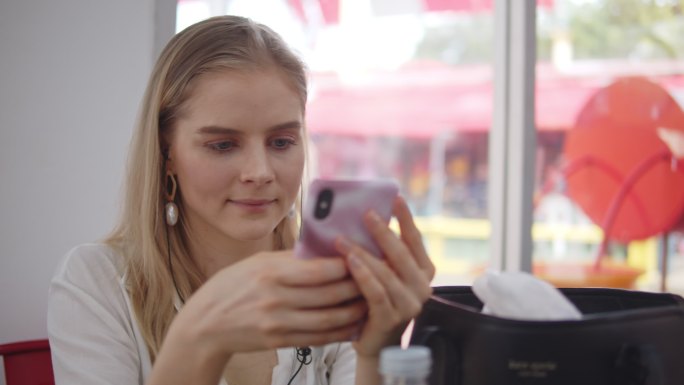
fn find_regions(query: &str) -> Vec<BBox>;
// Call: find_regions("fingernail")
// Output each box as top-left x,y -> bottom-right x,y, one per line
348,252 -> 363,269
397,195 -> 409,210
336,236 -> 353,254
366,210 -> 382,224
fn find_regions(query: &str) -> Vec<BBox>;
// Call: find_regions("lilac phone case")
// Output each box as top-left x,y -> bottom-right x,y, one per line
295,179 -> 399,259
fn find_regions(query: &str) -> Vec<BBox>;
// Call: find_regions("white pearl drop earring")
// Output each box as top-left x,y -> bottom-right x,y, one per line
165,170 -> 179,226
166,201 -> 179,226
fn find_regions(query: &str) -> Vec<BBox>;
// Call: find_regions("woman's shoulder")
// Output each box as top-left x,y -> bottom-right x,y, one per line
49,242 -> 135,339
48,243 -> 150,384
52,242 -> 126,288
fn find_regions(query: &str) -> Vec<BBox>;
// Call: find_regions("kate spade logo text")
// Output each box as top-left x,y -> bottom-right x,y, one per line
508,360 -> 558,378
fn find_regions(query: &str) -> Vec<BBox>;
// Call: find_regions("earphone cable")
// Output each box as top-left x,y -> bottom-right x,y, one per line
286,360 -> 305,385
287,347 -> 312,385
166,222 -> 185,305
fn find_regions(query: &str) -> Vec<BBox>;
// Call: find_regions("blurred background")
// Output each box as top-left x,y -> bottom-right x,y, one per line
176,0 -> 684,290
2,1 -> 684,380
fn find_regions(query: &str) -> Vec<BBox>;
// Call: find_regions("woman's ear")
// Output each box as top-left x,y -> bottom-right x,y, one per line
161,125 -> 179,172
162,148 -> 177,176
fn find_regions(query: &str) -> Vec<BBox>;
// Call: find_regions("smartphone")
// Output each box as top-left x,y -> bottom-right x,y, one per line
295,178 -> 399,259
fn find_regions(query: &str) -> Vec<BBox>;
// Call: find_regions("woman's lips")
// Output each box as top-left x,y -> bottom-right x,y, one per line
228,199 -> 276,212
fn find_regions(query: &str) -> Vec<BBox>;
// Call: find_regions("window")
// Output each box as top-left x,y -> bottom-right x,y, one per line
533,0 -> 684,293
177,0 -> 498,285
177,0 -> 684,293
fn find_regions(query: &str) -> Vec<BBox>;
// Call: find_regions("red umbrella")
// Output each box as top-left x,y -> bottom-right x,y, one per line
564,76 -> 684,244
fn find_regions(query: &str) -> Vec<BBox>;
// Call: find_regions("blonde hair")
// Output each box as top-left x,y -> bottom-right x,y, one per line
105,15 -> 308,360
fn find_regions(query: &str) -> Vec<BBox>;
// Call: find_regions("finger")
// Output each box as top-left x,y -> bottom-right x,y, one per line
262,299 -> 368,333
393,196 -> 435,279
276,279 -> 361,309
268,323 -> 360,349
336,230 -> 431,306
361,209 -> 428,290
350,248 -> 426,319
345,252 -> 397,320
269,255 -> 349,286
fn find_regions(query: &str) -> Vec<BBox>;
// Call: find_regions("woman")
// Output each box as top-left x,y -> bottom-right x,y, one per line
48,15 -> 434,385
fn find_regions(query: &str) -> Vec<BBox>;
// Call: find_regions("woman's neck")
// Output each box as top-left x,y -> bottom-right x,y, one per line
185,226 -> 275,278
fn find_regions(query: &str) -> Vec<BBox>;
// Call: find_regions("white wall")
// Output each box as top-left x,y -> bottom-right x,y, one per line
0,0 -> 172,381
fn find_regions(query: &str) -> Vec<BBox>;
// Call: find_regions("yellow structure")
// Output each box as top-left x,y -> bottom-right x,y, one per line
398,217 -> 658,285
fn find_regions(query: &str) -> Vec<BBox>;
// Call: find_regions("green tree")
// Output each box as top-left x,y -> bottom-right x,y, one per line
414,0 -> 684,65
566,0 -> 684,59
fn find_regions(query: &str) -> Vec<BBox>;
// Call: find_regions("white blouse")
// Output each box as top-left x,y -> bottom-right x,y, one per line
48,243 -> 356,385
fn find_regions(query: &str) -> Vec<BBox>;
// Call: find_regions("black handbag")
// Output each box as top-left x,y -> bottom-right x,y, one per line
409,286 -> 684,385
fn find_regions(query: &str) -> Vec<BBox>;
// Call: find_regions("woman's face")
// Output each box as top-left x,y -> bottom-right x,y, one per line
168,69 -> 305,246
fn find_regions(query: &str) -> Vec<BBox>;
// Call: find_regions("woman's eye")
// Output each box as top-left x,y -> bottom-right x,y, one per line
209,141 -> 236,152
271,137 -> 296,150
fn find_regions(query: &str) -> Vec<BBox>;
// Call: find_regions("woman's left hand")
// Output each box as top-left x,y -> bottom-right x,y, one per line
335,195 -> 435,358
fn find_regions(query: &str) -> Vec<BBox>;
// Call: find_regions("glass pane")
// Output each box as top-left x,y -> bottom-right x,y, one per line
176,0 -> 495,285
534,0 -> 684,293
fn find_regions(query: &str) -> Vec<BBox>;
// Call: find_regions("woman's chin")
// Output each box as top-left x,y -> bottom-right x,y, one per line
224,225 -> 279,243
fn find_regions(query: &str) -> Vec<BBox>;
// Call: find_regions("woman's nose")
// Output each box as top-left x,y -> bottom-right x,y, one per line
239,146 -> 275,185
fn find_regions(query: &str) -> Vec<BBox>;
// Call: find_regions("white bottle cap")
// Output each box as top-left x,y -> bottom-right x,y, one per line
380,346 -> 432,378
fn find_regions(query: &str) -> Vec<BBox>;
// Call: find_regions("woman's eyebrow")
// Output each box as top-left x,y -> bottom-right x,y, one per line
196,121 -> 302,135
196,125 -> 241,135
267,120 -> 302,132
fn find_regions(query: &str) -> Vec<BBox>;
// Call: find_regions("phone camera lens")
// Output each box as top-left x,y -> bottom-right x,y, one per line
314,188 -> 334,219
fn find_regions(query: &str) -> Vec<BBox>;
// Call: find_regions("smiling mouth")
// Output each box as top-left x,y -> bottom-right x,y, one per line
228,199 -> 277,206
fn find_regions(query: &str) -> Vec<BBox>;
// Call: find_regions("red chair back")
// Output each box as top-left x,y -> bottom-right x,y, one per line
0,339 -> 54,385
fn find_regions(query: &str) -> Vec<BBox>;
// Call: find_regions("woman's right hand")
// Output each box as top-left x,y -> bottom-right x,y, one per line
166,251 -> 365,359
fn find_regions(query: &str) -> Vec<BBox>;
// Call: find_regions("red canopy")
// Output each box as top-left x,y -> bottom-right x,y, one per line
423,0 -> 554,12
305,62 -> 624,138
287,0 -> 555,24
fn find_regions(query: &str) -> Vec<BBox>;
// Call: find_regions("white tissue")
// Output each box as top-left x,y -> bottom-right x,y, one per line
472,271 -> 582,321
